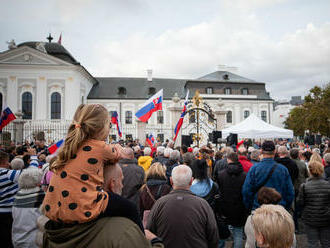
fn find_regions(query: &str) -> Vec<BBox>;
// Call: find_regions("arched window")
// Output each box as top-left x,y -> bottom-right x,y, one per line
261,110 -> 267,122
148,87 -> 156,95
224,88 -> 231,95
157,110 -> 164,124
244,110 -> 250,119
0,93 -> 2,112
125,111 -> 132,124
206,87 -> 213,94
226,111 -> 232,123
22,92 -> 32,119
51,92 -> 61,119
118,87 -> 126,95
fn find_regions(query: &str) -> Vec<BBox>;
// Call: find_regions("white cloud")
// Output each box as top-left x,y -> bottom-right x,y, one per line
89,1 -> 330,100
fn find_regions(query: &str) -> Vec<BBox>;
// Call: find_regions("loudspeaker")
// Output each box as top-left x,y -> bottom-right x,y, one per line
212,131 -> 222,143
226,133 -> 238,146
315,135 -> 322,145
182,135 -> 193,147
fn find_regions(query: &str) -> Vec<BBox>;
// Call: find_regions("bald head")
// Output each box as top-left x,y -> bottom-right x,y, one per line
122,147 -> 134,159
103,163 -> 123,195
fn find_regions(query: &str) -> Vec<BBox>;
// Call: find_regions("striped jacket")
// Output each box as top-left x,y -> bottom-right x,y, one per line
0,155 -> 39,213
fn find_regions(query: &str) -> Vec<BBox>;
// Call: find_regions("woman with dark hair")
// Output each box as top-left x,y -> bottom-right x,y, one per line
245,187 -> 296,248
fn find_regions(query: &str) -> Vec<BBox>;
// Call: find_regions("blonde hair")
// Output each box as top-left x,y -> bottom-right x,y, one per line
146,162 -> 166,181
51,104 -> 109,172
308,161 -> 324,177
309,152 -> 322,164
252,204 -> 294,248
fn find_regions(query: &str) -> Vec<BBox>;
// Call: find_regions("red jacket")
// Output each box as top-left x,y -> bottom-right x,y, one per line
239,155 -> 253,172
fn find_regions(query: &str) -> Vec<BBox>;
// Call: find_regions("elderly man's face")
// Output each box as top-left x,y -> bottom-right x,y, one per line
112,169 -> 124,195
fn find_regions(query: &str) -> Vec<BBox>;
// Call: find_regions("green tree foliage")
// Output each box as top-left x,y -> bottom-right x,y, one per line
285,83 -> 330,136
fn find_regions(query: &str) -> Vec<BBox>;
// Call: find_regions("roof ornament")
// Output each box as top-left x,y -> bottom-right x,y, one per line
7,39 -> 17,50
36,42 -> 47,53
47,33 -> 53,43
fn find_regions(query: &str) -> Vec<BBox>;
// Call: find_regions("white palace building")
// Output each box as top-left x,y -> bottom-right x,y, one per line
0,37 -> 274,145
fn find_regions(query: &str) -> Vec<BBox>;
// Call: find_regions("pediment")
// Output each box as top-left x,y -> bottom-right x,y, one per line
0,46 -> 71,66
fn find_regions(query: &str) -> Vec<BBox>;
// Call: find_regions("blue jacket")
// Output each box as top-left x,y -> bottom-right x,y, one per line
242,158 -> 294,210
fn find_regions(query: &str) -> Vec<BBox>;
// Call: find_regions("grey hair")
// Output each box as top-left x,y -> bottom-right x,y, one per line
278,146 -> 288,155
157,146 -> 165,156
193,147 -> 199,157
170,150 -> 180,161
18,167 -> 43,189
164,148 -> 173,158
144,147 -> 152,156
171,165 -> 192,187
10,158 -> 24,170
324,153 -> 330,164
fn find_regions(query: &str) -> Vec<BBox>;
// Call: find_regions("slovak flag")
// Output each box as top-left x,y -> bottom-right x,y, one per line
135,89 -> 163,122
0,105 -> 16,132
173,91 -> 189,142
48,139 -> 64,154
146,134 -> 155,147
111,111 -> 122,137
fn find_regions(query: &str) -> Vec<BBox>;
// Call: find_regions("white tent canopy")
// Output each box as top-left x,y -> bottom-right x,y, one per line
222,114 -> 294,139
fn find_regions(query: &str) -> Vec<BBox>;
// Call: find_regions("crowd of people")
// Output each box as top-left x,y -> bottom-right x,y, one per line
1,103 -> 330,248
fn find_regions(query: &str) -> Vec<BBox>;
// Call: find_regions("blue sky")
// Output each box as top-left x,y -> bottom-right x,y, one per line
1,0 -> 329,100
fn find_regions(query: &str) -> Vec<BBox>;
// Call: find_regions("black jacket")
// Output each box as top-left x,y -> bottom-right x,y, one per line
325,165 -> 330,181
152,156 -> 169,166
275,157 -> 299,185
297,177 -> 330,227
216,162 -> 247,227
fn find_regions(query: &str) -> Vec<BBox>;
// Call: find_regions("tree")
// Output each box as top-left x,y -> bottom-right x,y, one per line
285,83 -> 330,136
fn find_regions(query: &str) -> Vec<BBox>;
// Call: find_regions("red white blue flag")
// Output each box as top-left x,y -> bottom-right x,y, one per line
173,91 -> 189,142
48,139 -> 64,154
0,105 -> 16,132
135,89 -> 163,123
146,134 -> 155,147
111,111 -> 122,137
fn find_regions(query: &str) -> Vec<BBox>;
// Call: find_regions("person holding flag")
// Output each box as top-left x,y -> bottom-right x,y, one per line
146,134 -> 155,148
111,111 -> 122,138
173,90 -> 189,142
135,89 -> 163,122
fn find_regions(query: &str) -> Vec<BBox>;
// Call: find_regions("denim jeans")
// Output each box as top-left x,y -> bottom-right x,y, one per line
218,239 -> 225,248
305,224 -> 330,248
229,225 -> 244,248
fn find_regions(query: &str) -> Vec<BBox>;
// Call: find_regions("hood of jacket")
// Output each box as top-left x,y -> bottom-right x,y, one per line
190,178 -> 213,198
227,162 -> 244,175
138,156 -> 152,165
146,179 -> 167,187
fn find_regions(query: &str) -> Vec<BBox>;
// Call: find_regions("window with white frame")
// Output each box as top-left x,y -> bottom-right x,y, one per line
242,88 -> 248,95
157,110 -> 164,124
225,88 -> 231,95
22,92 -> 32,119
261,110 -> 267,122
51,92 -> 61,119
244,110 -> 250,119
125,111 -> 132,124
226,111 -> 232,123
206,87 -> 213,94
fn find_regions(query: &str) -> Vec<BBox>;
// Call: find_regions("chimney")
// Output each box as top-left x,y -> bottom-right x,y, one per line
147,69 -> 153,82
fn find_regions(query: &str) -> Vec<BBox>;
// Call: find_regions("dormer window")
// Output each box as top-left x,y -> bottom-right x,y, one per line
224,88 -> 231,95
118,87 -> 126,95
206,87 -> 213,94
223,74 -> 229,80
242,88 -> 248,95
148,87 -> 156,95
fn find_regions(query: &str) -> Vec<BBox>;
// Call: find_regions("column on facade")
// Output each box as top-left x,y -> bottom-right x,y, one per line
36,76 -> 47,119
64,76 -> 80,120
168,93 -> 182,146
13,111 -> 25,144
7,76 -> 18,112
234,104 -> 240,124
214,98 -> 227,131
136,120 -> 147,146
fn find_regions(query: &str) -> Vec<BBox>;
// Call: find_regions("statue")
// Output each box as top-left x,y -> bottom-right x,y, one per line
7,39 -> 17,49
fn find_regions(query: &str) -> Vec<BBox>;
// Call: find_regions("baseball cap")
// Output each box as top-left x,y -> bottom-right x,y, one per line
261,141 -> 275,152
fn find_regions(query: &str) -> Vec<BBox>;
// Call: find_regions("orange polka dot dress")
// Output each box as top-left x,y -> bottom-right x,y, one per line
42,139 -> 120,223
